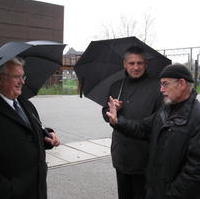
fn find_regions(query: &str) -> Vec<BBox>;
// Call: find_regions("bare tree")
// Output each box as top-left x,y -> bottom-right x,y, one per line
118,16 -> 137,37
139,12 -> 155,44
99,16 -> 137,39
95,12 -> 155,45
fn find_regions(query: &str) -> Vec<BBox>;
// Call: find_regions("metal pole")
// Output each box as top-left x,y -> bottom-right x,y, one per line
163,50 -> 166,56
190,48 -> 193,71
194,60 -> 198,89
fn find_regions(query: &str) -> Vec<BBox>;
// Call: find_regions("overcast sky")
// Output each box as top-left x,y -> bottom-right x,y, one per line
34,0 -> 200,52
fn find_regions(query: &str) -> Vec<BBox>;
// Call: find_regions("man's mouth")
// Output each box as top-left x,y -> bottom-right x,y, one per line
15,86 -> 22,90
132,71 -> 141,74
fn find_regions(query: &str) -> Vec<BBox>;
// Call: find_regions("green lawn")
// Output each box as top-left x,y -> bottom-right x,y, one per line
196,86 -> 200,93
38,84 -> 79,95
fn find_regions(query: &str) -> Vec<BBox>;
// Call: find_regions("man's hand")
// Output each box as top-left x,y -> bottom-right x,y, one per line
44,132 -> 60,147
112,99 -> 123,111
106,96 -> 118,125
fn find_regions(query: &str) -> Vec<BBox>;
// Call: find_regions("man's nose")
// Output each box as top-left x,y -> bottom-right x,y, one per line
20,78 -> 25,84
160,86 -> 165,93
132,65 -> 140,69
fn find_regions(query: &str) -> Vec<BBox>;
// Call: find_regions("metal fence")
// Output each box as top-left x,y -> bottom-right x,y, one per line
159,47 -> 200,88
43,46 -> 200,92
42,69 -> 79,94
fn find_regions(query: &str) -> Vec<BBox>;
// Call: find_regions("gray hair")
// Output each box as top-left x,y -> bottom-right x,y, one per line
0,57 -> 25,74
123,46 -> 147,61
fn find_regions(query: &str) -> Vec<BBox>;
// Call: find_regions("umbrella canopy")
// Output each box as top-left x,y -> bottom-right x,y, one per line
0,40 -> 65,99
74,37 -> 171,106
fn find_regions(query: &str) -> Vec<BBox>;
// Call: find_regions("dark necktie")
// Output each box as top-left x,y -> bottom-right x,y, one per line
13,100 -> 31,127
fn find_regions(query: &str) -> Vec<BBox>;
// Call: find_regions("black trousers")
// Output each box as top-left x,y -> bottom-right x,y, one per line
116,170 -> 146,199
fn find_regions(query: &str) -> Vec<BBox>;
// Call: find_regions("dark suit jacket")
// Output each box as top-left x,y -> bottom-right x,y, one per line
0,96 -> 50,199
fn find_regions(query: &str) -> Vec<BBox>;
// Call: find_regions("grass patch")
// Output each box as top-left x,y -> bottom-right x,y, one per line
38,84 -> 78,95
196,86 -> 200,93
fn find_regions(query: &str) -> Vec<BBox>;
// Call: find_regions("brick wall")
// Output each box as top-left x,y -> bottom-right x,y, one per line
0,0 -> 64,45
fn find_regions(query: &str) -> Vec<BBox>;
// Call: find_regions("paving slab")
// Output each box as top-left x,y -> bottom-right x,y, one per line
46,153 -> 69,167
46,138 -> 111,168
65,140 -> 110,157
89,138 -> 111,147
47,145 -> 96,163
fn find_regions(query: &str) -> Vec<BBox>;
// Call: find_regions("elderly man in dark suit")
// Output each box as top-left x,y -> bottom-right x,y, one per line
0,57 -> 60,199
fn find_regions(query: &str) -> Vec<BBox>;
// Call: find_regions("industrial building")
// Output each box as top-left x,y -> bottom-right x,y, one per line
0,0 -> 64,45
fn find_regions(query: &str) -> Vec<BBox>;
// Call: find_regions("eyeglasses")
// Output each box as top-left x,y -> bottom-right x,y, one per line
160,80 -> 179,88
2,73 -> 27,81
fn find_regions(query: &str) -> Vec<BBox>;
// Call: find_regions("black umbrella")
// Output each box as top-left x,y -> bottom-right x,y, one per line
74,37 -> 171,106
0,40 -> 66,99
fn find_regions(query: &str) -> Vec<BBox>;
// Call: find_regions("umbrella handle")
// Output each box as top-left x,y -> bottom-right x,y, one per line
117,79 -> 125,100
32,113 -> 52,138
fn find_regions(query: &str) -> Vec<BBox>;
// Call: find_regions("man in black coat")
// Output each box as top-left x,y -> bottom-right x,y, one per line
102,46 -> 162,199
0,57 -> 60,199
107,64 -> 200,199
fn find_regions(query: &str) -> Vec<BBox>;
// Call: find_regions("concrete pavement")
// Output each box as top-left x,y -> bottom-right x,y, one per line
31,95 -> 112,143
47,157 -> 117,199
30,94 -> 200,199
30,95 -> 117,199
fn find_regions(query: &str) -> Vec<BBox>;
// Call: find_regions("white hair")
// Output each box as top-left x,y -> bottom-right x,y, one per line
0,57 -> 25,74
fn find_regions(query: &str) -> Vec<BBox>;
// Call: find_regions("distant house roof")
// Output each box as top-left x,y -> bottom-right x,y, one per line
65,48 -> 83,56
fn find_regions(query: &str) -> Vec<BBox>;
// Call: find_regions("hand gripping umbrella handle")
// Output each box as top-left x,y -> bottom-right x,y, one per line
32,113 -> 52,138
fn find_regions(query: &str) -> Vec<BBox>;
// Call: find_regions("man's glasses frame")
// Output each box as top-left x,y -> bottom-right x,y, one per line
2,73 -> 27,81
160,79 -> 179,88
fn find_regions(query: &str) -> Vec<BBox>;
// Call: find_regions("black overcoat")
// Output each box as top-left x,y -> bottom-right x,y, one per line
116,91 -> 200,199
0,96 -> 51,199
102,73 -> 162,174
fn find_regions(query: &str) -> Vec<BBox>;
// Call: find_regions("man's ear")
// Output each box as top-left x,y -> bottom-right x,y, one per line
179,78 -> 187,89
123,60 -> 127,69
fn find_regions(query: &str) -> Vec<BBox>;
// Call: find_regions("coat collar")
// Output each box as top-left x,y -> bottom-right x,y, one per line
125,70 -> 148,83
0,96 -> 33,130
160,89 -> 197,127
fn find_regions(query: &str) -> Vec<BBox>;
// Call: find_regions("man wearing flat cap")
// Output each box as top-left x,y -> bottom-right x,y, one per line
106,63 -> 200,199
